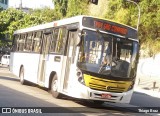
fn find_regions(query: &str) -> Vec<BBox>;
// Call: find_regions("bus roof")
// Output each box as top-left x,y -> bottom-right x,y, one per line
14,15 -> 137,35
14,15 -> 84,34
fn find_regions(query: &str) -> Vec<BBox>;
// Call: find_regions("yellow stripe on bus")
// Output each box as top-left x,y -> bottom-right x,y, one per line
83,74 -> 132,92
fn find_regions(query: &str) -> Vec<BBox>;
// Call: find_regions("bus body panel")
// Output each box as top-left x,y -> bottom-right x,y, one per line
10,52 -> 40,83
9,52 -> 14,73
44,54 -> 65,90
10,52 -> 66,89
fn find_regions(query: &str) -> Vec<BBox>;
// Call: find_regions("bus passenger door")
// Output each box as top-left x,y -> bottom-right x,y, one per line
63,30 -> 77,91
37,31 -> 51,86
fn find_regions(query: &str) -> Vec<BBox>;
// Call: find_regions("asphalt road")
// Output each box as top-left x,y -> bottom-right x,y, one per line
0,65 -> 154,116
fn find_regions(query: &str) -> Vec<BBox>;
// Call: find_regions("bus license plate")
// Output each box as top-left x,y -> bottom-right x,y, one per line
101,94 -> 111,99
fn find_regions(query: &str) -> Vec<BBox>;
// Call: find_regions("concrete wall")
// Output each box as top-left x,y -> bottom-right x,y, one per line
135,54 -> 160,90
137,54 -> 160,78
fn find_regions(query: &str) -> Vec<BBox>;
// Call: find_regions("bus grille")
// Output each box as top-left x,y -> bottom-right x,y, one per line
84,74 -> 131,93
85,76 -> 131,93
89,82 -> 125,93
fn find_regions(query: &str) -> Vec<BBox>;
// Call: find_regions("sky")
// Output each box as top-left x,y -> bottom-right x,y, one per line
8,0 -> 54,9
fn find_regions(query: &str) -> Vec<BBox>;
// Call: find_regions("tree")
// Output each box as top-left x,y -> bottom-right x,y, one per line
52,0 -> 89,18
0,6 -> 3,11
53,0 -> 68,18
0,8 -> 46,46
66,0 -> 89,17
104,0 -> 160,56
30,7 -> 61,21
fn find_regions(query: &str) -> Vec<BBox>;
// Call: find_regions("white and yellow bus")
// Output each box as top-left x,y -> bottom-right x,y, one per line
9,15 -> 139,104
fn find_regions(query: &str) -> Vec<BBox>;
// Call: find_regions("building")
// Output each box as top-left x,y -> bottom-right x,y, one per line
0,0 -> 8,9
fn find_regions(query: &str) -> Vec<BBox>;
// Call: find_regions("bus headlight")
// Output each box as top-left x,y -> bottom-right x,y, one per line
77,72 -> 81,77
78,77 -> 85,85
76,68 -> 85,85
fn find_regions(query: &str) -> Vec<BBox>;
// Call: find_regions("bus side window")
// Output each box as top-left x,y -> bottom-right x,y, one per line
32,31 -> 42,53
24,33 -> 33,52
50,29 -> 59,53
55,28 -> 66,54
12,34 -> 19,52
18,34 -> 25,51
50,27 -> 67,54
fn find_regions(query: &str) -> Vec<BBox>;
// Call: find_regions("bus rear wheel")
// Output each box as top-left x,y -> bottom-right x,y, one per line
51,75 -> 62,98
19,67 -> 26,85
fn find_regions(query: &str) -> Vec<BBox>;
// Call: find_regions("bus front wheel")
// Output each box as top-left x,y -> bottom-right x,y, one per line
51,75 -> 62,98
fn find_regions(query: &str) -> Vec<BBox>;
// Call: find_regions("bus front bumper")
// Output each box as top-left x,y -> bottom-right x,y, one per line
68,82 -> 133,103
87,88 -> 133,103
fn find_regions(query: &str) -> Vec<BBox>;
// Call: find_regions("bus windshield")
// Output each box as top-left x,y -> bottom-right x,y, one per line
77,30 -> 138,78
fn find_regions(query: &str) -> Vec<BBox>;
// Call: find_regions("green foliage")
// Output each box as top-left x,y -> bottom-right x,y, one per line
0,6 -> 61,46
104,0 -> 160,56
139,0 -> 160,42
104,0 -> 135,27
30,8 -> 58,22
53,0 -> 68,18
0,8 -> 46,46
0,6 -> 3,11
88,0 -> 109,18
66,0 -> 89,17
52,0 -> 89,18
0,9 -> 24,39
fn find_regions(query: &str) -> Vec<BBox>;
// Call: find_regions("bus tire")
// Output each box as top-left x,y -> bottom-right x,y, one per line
19,67 -> 25,85
51,75 -> 61,98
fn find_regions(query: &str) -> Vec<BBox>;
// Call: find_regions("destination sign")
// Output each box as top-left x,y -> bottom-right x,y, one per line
94,20 -> 128,35
82,17 -> 138,39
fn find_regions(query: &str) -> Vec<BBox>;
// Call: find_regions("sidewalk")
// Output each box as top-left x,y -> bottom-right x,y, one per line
134,74 -> 160,100
136,55 -> 160,93
135,75 -> 160,92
